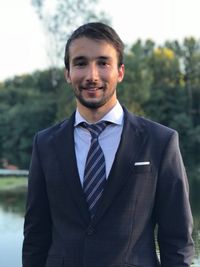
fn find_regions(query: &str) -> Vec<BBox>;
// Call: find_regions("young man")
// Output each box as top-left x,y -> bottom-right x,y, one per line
23,22 -> 194,267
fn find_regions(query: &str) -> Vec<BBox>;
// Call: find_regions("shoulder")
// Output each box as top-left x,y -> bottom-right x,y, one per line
124,108 -> 178,143
38,119 -> 69,136
126,108 -> 175,132
137,115 -> 175,136
38,118 -> 68,135
33,118 -> 71,147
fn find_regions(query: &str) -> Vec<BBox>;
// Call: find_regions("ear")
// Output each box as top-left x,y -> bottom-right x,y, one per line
117,64 -> 125,83
64,68 -> 71,83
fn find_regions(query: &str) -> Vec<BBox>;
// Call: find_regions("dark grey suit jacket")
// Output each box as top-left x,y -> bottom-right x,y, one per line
23,108 -> 194,267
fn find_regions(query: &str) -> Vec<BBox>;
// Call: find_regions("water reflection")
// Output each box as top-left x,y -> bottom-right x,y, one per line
0,207 -> 24,267
0,187 -> 26,215
0,193 -> 199,267
193,215 -> 200,267
0,189 -> 25,267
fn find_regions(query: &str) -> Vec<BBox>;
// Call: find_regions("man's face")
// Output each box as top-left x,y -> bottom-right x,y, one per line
65,37 -> 124,111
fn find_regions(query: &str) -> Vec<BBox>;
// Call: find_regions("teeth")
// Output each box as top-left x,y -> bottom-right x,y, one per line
81,86 -> 103,90
85,88 -> 95,91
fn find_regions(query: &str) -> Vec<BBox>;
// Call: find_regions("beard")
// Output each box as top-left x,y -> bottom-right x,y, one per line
73,84 -> 116,109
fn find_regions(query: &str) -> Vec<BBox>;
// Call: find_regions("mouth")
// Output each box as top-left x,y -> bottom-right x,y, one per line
80,85 -> 104,91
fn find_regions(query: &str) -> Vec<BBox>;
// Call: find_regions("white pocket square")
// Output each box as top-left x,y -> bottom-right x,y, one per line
134,161 -> 150,166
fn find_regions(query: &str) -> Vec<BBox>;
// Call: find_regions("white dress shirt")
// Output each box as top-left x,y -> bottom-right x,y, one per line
74,101 -> 124,186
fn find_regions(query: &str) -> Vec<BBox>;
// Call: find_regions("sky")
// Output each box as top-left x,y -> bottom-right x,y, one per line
0,0 -> 200,82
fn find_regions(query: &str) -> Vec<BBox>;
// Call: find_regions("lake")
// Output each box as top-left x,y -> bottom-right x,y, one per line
0,207 -> 23,267
0,197 -> 199,267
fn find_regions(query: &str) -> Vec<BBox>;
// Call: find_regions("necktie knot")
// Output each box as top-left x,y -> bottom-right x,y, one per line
81,121 -> 108,139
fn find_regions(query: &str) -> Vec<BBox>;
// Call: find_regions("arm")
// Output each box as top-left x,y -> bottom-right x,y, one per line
22,134 -> 52,267
155,131 -> 194,267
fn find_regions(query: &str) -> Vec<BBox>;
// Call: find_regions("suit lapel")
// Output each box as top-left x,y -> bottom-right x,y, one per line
92,108 -> 148,224
51,113 -> 90,224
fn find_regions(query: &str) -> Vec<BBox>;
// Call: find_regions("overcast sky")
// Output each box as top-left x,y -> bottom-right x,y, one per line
0,0 -> 200,81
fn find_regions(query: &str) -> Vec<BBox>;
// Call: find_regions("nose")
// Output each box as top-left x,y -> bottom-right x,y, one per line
85,63 -> 99,81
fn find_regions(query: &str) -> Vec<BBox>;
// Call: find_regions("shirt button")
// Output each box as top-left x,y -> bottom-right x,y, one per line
86,226 -> 95,235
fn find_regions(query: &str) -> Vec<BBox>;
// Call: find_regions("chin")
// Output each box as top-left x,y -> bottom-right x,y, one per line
80,98 -> 107,109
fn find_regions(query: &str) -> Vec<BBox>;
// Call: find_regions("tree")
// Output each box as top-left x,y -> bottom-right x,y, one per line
32,0 -> 110,67
144,46 -> 182,122
182,38 -> 200,125
118,40 -> 154,114
0,73 -> 58,168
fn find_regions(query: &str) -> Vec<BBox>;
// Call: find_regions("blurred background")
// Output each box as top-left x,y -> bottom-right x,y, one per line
0,0 -> 199,266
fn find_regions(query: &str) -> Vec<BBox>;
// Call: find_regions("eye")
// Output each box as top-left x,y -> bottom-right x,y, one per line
98,60 -> 109,67
72,57 -> 88,68
75,61 -> 87,67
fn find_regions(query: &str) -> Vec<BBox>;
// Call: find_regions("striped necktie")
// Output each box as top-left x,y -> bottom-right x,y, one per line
81,121 -> 108,218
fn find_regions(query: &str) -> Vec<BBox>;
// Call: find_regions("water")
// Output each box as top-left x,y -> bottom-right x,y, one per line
0,203 -> 199,267
193,215 -> 200,267
0,207 -> 23,267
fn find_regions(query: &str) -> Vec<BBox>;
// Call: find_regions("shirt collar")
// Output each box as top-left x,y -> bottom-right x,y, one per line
74,101 -> 124,127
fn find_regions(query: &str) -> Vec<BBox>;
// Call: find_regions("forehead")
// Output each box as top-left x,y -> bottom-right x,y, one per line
68,37 -> 118,60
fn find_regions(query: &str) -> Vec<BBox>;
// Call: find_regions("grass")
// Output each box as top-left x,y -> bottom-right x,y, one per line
0,177 -> 28,214
0,177 -> 28,192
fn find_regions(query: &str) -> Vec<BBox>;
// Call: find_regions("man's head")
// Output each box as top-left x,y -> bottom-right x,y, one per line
64,22 -> 125,117
64,22 -> 124,70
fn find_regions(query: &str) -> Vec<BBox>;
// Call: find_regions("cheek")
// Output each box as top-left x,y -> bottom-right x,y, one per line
69,70 -> 83,84
106,70 -> 120,83
100,69 -> 115,81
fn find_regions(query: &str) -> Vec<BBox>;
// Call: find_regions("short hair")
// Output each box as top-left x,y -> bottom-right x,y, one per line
64,22 -> 124,70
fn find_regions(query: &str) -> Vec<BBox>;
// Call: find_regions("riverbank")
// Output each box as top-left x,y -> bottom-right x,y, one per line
0,177 -> 27,214
0,177 -> 27,193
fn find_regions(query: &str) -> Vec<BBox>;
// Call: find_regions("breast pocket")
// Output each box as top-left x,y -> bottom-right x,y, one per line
133,164 -> 152,174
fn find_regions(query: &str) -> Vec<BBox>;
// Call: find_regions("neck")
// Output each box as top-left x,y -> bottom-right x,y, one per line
77,100 -> 117,123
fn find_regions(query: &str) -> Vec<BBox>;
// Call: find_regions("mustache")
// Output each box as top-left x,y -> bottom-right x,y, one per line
80,82 -> 105,89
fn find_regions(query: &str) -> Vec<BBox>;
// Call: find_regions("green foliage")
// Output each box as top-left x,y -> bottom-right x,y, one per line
118,40 -> 153,114
0,75 -> 58,168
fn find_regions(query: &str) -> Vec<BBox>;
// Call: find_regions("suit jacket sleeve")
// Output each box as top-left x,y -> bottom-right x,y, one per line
155,131 -> 194,266
22,133 -> 52,267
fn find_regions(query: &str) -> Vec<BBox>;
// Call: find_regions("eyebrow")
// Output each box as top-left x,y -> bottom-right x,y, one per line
72,56 -> 85,61
98,56 -> 111,60
72,55 -> 112,63
71,56 -> 85,64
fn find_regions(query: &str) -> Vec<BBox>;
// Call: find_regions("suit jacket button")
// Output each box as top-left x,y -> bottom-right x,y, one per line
86,226 -> 95,235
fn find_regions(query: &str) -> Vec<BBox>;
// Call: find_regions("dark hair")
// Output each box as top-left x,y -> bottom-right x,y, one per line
64,22 -> 124,70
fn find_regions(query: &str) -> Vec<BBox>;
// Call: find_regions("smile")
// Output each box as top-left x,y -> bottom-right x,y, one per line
81,86 -> 104,91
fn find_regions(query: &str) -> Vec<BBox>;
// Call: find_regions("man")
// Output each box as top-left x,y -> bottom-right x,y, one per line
23,22 -> 194,267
